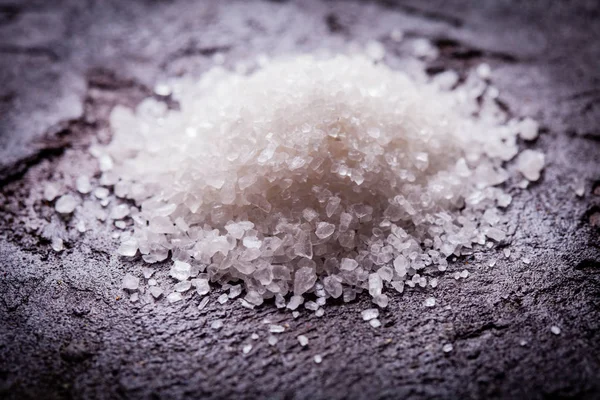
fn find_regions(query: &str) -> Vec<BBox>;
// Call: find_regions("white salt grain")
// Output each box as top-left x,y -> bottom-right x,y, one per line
43,183 -> 61,201
369,319 -> 381,328
242,344 -> 253,354
198,297 -> 210,310
76,176 -> 92,194
149,286 -> 163,299
442,343 -> 453,353
55,195 -> 77,214
424,297 -> 436,307
51,237 -> 64,252
122,273 -> 139,291
166,292 -> 183,303
211,320 -> 223,330
297,335 -> 309,347
314,354 -> 323,364
361,308 -> 379,321
517,150 -> 545,181
550,326 -> 561,335
267,336 -> 278,346
269,325 -> 285,333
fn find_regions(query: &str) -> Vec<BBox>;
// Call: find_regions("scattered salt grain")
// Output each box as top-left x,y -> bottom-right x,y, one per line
217,293 -> 229,304
174,281 -> 192,293
167,292 -> 183,303
459,270 -> 469,279
197,296 -> 210,310
297,335 -> 309,347
51,237 -> 64,252
76,176 -> 92,194
442,343 -> 453,353
269,325 -> 285,333
424,297 -> 436,307
550,326 -> 561,335
149,286 -> 163,299
267,336 -> 278,346
55,195 -> 77,214
518,118 -> 539,141
522,257 -> 531,265
170,260 -> 191,281
517,150 -> 545,181
242,344 -> 253,354
211,320 -> 223,330
315,308 -> 325,317
314,354 -> 323,364
122,273 -> 139,291
76,220 -> 86,233
43,183 -> 61,201
369,319 -> 381,328
361,308 -> 379,321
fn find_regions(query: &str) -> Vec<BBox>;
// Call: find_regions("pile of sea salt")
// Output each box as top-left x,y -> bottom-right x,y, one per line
49,52 -> 545,310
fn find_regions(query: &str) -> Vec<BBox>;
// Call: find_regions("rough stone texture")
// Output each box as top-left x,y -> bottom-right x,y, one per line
0,0 -> 599,399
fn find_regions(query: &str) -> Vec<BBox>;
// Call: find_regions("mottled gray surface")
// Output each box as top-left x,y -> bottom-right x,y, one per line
1,0 -> 599,399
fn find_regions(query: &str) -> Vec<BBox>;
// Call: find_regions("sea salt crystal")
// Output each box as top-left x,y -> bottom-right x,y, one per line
369,319 -> 381,328
251,333 -> 259,340
550,326 -> 561,335
148,278 -> 157,286
211,320 -> 223,330
217,293 -> 229,304
193,278 -> 210,296
424,297 -> 436,307
43,183 -> 61,201
459,270 -> 469,279
149,286 -> 163,299
361,308 -> 379,321
297,335 -> 309,347
198,297 -> 210,310
292,311 -> 300,318
315,308 -> 324,317
51,237 -> 64,252
442,343 -> 453,353
174,281 -> 192,292
340,258 -> 358,271
167,292 -> 183,303
269,325 -> 285,333
267,336 -> 278,346
315,222 -> 335,239
517,150 -> 545,181
313,355 -> 323,364
122,273 -> 139,291
76,220 -> 86,233
170,260 -> 191,281
242,344 -> 253,354
55,195 -> 77,214
522,257 -> 531,265
519,118 -> 539,141
76,176 -> 92,194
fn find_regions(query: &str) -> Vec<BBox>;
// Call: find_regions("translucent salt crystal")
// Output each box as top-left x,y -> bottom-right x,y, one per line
365,40 -> 385,61
442,343 -> 453,353
484,227 -> 506,242
43,183 -> 61,201
121,274 -> 139,291
497,193 -> 512,207
377,266 -> 393,282
251,333 -> 259,340
504,249 -> 511,258
393,255 -> 408,276
170,260 -> 191,281
211,320 -> 223,330
242,344 -> 253,354
94,187 -> 109,199
519,118 -> 539,141
323,276 -> 343,298
369,319 -> 381,328
228,284 -> 242,298
242,236 -> 262,249
149,286 -> 163,299
292,311 -> 300,318
76,176 -> 92,194
372,294 -> 389,308
269,325 -> 285,333
267,336 -> 278,346
297,335 -> 309,347
361,308 -> 379,321
304,301 -> 319,311
154,83 -> 171,96
573,179 -> 585,197
109,204 -> 130,220
76,220 -> 86,233
550,326 -> 561,335
293,267 -> 317,295
167,292 -> 183,303
245,291 -> 264,306
148,278 -> 157,286
368,273 -> 383,297
174,281 -> 192,292
516,150 -> 545,181
340,258 -> 358,271
460,270 -> 469,278
315,308 -> 324,317
424,297 -> 436,307
313,354 -> 323,364
193,278 -> 210,296
98,154 -> 113,172
51,237 -> 64,252
55,195 -> 77,214
522,257 -> 531,265
430,278 -> 439,288
130,292 -> 139,302
217,293 -> 229,304
315,222 -> 335,239
198,297 -> 210,310
287,295 -> 304,310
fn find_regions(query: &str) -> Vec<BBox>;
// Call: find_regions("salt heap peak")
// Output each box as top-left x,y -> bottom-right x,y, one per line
104,54 -> 538,307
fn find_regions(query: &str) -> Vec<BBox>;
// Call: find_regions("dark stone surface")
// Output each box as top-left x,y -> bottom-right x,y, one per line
0,0 -> 599,399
